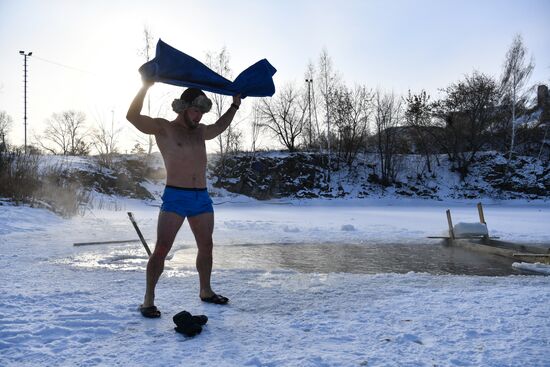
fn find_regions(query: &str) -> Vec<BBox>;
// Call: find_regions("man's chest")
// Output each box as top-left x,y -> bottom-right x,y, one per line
159,128 -> 206,153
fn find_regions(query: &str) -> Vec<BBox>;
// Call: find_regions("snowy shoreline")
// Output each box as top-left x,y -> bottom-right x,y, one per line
1,197 -> 549,366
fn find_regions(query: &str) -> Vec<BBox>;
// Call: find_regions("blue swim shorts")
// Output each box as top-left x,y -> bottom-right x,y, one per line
160,185 -> 214,218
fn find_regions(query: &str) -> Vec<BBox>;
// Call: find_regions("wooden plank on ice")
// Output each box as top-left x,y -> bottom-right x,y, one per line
73,239 -> 142,246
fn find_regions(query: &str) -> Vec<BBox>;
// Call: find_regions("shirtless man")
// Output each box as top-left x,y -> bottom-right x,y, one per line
127,80 -> 241,318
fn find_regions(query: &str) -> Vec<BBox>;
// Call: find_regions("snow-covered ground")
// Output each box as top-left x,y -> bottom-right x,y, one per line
1,195 -> 549,366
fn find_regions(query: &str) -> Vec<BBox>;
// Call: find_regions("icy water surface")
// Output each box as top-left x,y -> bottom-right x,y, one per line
65,241 -> 541,276
67,241 -> 540,276
172,242 -> 528,276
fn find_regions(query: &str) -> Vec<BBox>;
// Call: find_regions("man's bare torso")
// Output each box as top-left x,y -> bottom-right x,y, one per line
155,120 -> 208,188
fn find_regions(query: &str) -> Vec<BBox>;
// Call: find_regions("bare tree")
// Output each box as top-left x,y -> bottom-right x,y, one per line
405,90 -> 436,173
225,123 -> 243,154
131,142 -> 146,155
330,84 -> 372,168
0,110 -> 13,151
138,25 -> 157,155
91,110 -> 123,166
373,91 -> 403,184
250,101 -> 263,156
317,49 -> 341,177
432,72 -> 500,179
500,34 -> 535,162
205,47 -> 242,158
259,83 -> 306,152
39,110 -> 90,155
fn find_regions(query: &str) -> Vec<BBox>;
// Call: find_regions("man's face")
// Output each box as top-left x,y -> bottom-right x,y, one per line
183,107 -> 203,129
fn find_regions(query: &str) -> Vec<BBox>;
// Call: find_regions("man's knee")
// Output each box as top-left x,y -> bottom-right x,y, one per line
153,241 -> 172,258
197,240 -> 213,253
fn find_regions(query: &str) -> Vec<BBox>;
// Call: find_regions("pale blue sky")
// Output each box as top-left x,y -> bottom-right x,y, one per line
0,0 -> 549,151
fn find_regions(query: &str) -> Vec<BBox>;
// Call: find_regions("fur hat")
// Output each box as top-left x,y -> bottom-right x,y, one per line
172,88 -> 212,114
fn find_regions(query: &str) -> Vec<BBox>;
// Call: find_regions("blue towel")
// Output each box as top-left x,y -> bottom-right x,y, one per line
139,39 -> 276,98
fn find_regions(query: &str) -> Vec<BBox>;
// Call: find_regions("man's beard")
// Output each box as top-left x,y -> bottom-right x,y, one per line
183,115 -> 199,129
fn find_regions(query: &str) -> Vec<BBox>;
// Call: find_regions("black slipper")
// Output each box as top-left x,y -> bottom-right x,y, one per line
174,324 -> 202,337
173,310 -> 204,337
200,294 -> 229,305
140,305 -> 161,318
192,314 -> 208,326
173,311 -> 208,326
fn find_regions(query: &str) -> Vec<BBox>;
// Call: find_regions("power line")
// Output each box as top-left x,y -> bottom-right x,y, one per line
32,55 -> 96,75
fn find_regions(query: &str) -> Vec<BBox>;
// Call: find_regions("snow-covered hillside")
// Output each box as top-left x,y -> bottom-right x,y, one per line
19,151 -> 550,212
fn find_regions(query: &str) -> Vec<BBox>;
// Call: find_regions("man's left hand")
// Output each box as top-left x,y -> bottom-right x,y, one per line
232,94 -> 241,108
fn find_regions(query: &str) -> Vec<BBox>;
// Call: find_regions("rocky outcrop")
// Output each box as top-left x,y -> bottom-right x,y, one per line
209,151 -> 550,201
210,153 -> 331,199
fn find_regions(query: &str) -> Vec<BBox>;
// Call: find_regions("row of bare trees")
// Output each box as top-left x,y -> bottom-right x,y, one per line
1,108 -> 137,172
252,34 -> 545,182
35,110 -> 126,163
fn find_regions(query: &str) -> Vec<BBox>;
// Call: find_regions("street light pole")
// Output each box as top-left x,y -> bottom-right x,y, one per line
19,50 -> 32,153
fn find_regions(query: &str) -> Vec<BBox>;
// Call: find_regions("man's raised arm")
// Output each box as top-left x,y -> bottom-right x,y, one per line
126,81 -> 164,135
204,95 -> 242,140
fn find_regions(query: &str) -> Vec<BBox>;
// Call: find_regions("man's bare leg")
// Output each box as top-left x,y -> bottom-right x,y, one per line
143,211 -> 185,308
187,212 -> 216,299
